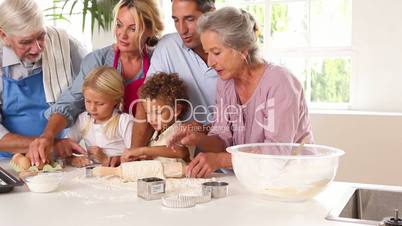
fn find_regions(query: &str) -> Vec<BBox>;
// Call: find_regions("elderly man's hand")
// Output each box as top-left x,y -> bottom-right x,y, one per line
27,135 -> 54,166
186,152 -> 229,178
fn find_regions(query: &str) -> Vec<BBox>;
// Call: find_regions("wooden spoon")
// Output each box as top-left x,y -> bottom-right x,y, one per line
291,137 -> 307,155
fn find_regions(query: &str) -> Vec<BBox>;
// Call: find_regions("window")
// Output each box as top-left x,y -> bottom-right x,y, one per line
37,0 -> 92,49
216,0 -> 353,108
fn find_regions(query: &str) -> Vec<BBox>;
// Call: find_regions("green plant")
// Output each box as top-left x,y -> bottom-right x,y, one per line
48,0 -> 119,33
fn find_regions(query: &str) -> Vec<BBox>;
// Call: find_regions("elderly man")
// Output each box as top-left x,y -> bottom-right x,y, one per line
0,0 -> 87,162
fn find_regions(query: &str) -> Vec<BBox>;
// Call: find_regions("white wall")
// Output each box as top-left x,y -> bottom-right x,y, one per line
352,0 -> 402,112
310,111 -> 402,186
92,29 -> 114,50
309,0 -> 402,186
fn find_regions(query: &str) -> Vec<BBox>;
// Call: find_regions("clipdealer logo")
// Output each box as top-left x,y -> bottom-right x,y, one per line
127,97 -> 275,132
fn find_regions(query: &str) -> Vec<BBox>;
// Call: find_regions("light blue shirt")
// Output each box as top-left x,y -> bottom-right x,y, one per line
147,33 -> 218,124
45,45 -> 146,126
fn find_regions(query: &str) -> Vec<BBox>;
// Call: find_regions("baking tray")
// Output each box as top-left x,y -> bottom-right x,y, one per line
0,166 -> 23,193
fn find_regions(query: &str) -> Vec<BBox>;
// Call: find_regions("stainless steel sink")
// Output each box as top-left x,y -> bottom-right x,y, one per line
326,187 -> 402,225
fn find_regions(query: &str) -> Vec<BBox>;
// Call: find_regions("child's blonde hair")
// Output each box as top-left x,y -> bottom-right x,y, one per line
81,66 -> 124,139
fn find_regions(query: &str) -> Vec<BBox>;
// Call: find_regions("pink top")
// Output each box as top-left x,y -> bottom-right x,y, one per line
208,63 -> 313,147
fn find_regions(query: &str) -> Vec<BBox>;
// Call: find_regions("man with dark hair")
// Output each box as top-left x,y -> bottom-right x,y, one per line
129,0 -> 222,177
171,0 -> 215,13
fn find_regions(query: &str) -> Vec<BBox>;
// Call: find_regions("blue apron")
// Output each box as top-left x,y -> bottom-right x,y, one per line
0,66 -> 49,158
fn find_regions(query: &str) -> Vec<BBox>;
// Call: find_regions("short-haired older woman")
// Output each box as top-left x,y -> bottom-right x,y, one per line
168,7 -> 313,178
0,0 -> 87,159
29,0 -> 164,166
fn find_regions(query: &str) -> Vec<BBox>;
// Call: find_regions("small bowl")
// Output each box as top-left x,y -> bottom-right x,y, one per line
24,172 -> 63,193
202,181 -> 229,198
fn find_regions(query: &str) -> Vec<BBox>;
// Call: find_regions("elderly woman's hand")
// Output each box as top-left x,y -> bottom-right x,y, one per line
186,152 -> 231,178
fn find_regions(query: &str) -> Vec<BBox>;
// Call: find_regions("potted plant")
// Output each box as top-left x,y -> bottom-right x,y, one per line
47,0 -> 119,33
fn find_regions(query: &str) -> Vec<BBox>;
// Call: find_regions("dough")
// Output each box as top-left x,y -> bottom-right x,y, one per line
121,160 -> 165,182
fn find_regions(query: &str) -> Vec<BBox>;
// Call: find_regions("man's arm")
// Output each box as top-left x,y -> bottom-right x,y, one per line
41,113 -> 68,139
197,134 -> 226,153
137,36 -> 180,146
0,133 -> 35,153
0,112 -> 36,153
131,102 -> 154,148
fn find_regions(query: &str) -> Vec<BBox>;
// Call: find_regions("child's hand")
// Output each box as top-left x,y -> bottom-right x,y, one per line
87,146 -> 108,165
87,146 -> 121,167
121,148 -> 147,162
103,156 -> 121,167
69,156 -> 92,168
54,138 -> 86,158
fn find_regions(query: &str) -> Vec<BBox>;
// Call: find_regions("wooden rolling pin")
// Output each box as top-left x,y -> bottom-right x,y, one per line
92,160 -> 186,182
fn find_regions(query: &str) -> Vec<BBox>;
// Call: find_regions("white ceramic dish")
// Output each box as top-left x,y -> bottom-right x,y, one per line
24,172 -> 63,193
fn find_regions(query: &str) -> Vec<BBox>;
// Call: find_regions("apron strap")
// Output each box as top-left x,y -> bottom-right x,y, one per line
2,66 -> 11,78
113,48 -> 120,69
142,47 -> 150,78
113,46 -> 150,79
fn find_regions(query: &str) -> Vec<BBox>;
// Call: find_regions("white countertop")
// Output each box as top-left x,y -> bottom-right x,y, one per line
0,160 -> 399,226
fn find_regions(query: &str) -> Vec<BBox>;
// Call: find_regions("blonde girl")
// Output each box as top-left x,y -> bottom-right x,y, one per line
60,66 -> 134,167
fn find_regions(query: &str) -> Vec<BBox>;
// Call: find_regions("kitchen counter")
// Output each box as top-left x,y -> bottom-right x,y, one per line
0,160 -> 399,226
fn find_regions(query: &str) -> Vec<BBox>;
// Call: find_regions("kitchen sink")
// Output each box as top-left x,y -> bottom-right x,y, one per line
326,187 -> 402,225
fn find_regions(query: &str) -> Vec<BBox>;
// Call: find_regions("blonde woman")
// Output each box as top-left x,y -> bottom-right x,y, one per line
29,0 -> 164,166
60,66 -> 134,167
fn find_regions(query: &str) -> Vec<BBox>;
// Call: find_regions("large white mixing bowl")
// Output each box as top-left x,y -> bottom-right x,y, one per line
227,143 -> 344,202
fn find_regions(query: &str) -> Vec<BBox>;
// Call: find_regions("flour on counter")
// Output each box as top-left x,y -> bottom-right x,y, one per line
165,178 -> 211,195
62,169 -> 212,204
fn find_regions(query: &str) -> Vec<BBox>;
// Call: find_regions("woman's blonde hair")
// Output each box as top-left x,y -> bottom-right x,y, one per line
0,0 -> 45,37
112,0 -> 164,54
82,66 -> 125,139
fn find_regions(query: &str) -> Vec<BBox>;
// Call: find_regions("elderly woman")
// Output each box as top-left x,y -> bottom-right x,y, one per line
28,0 -> 164,166
0,0 -> 87,159
168,7 -> 313,178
